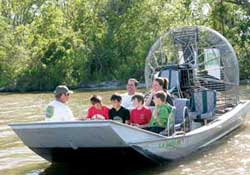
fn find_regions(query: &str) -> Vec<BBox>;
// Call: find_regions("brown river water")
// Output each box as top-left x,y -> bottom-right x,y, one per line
0,85 -> 250,175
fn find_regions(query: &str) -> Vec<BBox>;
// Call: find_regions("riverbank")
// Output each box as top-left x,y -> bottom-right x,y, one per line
0,80 -> 146,93
0,79 -> 249,93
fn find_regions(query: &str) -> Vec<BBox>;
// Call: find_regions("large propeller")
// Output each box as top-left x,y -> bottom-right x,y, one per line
145,26 -> 239,106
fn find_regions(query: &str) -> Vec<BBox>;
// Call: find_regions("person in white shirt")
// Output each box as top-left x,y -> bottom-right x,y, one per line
121,78 -> 139,109
45,85 -> 75,122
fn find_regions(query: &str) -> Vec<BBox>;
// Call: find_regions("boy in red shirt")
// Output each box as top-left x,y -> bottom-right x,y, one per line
130,94 -> 152,128
86,95 -> 109,120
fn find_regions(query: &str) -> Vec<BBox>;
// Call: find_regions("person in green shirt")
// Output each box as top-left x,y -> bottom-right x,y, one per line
144,91 -> 172,133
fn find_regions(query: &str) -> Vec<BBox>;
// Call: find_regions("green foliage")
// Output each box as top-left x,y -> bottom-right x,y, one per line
0,0 -> 249,91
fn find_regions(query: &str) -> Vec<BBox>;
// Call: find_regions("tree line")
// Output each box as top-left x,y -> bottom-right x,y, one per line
0,0 -> 250,91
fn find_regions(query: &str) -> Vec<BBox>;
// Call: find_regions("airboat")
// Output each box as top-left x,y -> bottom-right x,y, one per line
10,26 -> 250,165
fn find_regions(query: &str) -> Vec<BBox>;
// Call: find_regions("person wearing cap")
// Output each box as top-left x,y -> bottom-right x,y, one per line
85,95 -> 110,120
45,85 -> 75,122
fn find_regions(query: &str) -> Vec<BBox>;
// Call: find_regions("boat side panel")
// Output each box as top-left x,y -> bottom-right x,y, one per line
11,120 -> 167,149
12,125 -> 127,148
111,123 -> 166,144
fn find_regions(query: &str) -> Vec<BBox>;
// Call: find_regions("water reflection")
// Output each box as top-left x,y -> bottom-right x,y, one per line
40,164 -> 150,175
38,161 -> 182,175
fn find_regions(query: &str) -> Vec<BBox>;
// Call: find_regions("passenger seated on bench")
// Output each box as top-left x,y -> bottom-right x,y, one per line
121,78 -> 139,109
144,77 -> 173,106
86,95 -> 109,120
144,91 -> 172,133
109,93 -> 130,124
129,94 -> 152,128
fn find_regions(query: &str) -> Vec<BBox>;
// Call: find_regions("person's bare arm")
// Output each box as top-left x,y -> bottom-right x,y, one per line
155,117 -> 164,127
138,123 -> 149,128
145,92 -> 154,106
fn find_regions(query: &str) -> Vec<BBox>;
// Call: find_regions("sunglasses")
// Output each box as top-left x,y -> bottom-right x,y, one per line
64,93 -> 70,96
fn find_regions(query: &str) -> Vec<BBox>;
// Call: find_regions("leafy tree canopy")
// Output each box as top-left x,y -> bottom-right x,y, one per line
0,0 -> 249,91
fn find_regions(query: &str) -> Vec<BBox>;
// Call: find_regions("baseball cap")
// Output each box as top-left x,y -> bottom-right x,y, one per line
54,85 -> 73,95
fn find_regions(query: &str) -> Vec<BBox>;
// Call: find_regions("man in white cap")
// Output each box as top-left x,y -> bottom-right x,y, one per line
45,85 -> 75,122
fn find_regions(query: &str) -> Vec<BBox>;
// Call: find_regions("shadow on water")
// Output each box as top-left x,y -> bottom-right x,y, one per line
37,149 -> 173,175
39,162 -> 170,175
